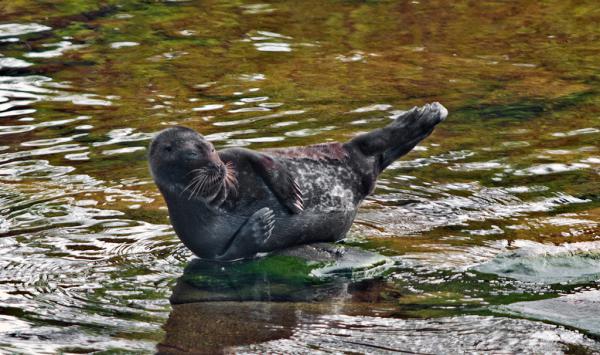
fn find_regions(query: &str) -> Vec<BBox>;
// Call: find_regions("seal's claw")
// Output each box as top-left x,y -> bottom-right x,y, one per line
294,201 -> 304,212
249,207 -> 275,244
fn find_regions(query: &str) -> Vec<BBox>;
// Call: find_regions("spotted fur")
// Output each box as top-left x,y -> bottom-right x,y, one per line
264,142 -> 349,161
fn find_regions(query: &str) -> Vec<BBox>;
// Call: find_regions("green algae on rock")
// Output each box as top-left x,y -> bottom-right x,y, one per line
171,243 -> 394,304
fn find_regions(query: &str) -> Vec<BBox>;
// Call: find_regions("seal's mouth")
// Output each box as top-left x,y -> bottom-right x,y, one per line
181,161 -> 236,200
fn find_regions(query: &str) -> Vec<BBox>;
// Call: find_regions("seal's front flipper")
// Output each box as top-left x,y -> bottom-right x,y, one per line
250,154 -> 304,214
218,148 -> 304,214
217,207 -> 275,260
246,206 -> 276,244
346,102 -> 447,172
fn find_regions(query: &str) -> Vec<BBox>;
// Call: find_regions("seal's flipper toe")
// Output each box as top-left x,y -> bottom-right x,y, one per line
415,102 -> 448,126
393,102 -> 446,131
249,207 -> 276,243
433,102 -> 449,121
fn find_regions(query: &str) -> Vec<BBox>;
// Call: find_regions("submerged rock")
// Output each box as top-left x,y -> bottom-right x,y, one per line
502,290 -> 600,336
473,240 -> 600,284
170,243 -> 394,304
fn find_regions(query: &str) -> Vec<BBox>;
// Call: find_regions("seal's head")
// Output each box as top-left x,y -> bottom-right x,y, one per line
149,126 -> 235,203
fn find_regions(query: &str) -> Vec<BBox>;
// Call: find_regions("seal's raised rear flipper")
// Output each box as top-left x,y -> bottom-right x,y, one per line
346,102 -> 447,173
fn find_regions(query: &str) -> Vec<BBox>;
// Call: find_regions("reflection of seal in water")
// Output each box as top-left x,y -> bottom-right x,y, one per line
149,102 -> 447,260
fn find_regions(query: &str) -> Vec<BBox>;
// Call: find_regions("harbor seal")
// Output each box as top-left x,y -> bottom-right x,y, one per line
149,102 -> 447,260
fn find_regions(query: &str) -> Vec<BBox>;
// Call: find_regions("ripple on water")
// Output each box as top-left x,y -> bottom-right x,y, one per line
388,150 -> 475,169
228,106 -> 271,113
0,75 -> 111,122
245,30 -> 294,52
227,109 -> 305,126
192,103 -> 224,112
92,128 -> 153,147
284,126 -> 336,137
396,240 -> 510,271
102,146 -> 146,156
350,103 -> 392,113
449,160 -> 507,171
110,41 -> 140,49
336,51 -> 367,63
254,42 -> 292,52
24,41 -> 87,58
358,178 -> 588,237
0,324 -> 156,354
1,144 -> 88,163
259,102 -> 283,108
0,108 -> 37,118
0,160 -> 74,181
0,124 -> 35,135
240,96 -> 269,103
0,181 -> 183,352
240,3 -> 276,15
551,127 -> 599,137
0,23 -> 51,37
0,56 -> 33,69
236,315 -> 600,354
21,134 -> 86,147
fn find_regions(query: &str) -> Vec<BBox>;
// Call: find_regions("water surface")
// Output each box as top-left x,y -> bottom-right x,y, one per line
0,0 -> 599,353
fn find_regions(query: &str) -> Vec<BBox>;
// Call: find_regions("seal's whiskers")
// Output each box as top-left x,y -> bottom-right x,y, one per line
224,161 -> 238,193
181,173 -> 203,198
180,163 -> 236,201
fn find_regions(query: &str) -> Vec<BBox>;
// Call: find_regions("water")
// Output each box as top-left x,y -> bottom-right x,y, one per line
0,0 -> 599,353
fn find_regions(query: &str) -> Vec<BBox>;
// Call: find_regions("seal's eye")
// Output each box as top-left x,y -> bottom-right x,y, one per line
163,145 -> 172,152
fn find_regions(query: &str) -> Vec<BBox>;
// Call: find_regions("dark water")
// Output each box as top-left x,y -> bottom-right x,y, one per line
0,1 -> 599,353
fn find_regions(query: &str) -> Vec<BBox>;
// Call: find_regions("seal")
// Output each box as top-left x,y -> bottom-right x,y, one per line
149,102 -> 447,261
